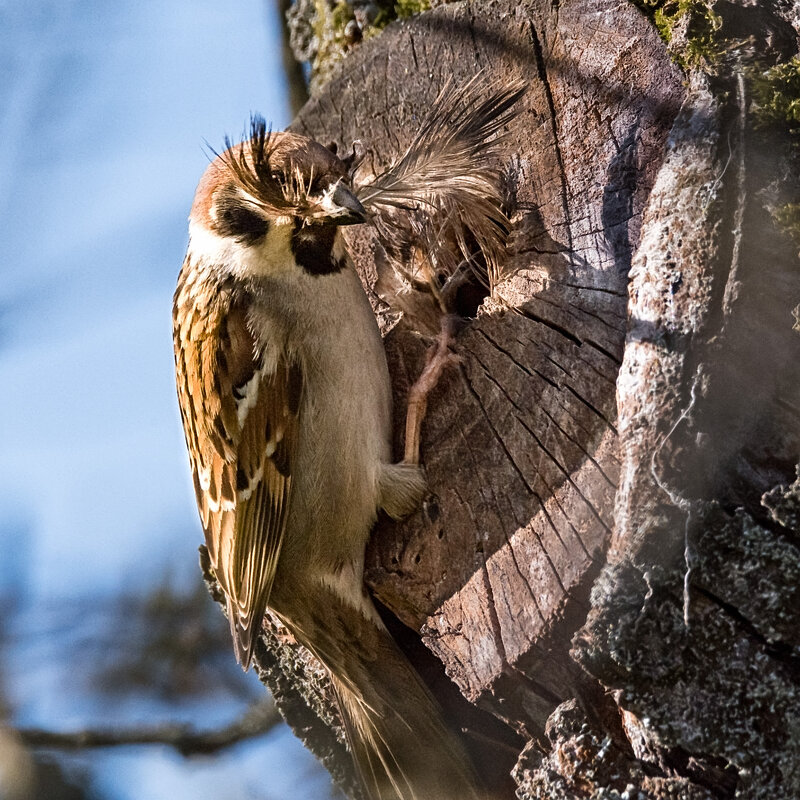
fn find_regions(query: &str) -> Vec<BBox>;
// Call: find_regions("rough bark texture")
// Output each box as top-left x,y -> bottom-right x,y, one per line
203,0 -> 800,797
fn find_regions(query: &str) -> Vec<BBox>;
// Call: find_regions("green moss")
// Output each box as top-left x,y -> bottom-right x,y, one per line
633,0 -> 723,70
309,0 -> 355,89
745,60 -> 800,251
775,203 -> 800,246
303,0 -> 435,88
394,0 -> 431,20
369,0 -> 432,33
750,57 -> 800,133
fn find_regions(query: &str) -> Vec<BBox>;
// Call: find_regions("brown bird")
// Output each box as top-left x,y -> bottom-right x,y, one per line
173,81 -> 523,800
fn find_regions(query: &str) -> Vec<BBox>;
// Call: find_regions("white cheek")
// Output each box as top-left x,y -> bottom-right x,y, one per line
188,219 -> 297,279
188,221 -> 236,265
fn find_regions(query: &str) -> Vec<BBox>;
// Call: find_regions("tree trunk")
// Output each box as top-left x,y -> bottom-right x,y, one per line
207,1 -> 800,796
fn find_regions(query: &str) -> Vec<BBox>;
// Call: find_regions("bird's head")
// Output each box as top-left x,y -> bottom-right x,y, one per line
188,117 -> 367,278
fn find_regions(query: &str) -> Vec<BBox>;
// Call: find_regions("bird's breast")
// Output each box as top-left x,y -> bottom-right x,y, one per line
250,260 -> 394,580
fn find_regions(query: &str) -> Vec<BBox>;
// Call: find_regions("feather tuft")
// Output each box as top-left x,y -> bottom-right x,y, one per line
355,77 -> 526,297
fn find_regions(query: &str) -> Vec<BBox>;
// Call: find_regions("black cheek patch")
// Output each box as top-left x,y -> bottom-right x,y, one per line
290,221 -> 345,276
215,201 -> 270,245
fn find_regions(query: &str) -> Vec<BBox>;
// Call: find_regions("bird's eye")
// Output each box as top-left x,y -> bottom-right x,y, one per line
215,200 -> 270,245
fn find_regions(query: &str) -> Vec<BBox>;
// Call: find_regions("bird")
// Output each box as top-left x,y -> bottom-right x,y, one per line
173,79 -> 523,800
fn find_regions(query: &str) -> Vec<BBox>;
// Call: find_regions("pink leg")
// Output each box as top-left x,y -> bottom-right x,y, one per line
403,315 -> 459,465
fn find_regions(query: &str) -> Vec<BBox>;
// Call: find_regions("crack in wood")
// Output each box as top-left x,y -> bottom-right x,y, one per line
512,411 -> 613,539
513,333 -> 573,379
521,390 -> 617,492
583,337 -> 622,367
566,299 -> 626,332
460,363 -> 572,597
507,663 -> 564,707
565,383 -> 618,434
464,342 -> 603,564
518,307 -> 583,347
478,328 -> 561,389
528,19 -> 574,259
552,279 -> 627,298
455,418 -> 531,541
409,31 -> 419,71
452,414 -> 555,628
531,293 -> 622,348
480,555 -> 511,661
460,365 -> 537,500
465,333 -> 617,499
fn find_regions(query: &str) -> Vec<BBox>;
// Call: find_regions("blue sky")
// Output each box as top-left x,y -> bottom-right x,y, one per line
0,2 -> 336,797
0,0 -> 289,601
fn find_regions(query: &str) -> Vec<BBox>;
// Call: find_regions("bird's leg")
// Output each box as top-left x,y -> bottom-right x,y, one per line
403,314 -> 460,465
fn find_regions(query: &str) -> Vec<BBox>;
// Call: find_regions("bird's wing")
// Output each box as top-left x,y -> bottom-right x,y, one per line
173,265 -> 301,667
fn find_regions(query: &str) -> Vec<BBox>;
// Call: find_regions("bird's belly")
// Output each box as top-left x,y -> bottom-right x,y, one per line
270,270 -> 393,592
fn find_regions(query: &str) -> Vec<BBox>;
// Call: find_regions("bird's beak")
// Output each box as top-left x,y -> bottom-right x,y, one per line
313,181 -> 368,226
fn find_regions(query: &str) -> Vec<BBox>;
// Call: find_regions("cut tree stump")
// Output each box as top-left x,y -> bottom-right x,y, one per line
200,0 -> 800,797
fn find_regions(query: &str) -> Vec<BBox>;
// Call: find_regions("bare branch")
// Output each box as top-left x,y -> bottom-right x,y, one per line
14,701 -> 281,757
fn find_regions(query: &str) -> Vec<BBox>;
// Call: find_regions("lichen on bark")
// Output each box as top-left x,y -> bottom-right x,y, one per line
286,0 -> 450,93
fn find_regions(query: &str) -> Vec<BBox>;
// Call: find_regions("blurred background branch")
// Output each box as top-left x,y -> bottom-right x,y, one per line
13,700 -> 281,757
276,0 -> 310,116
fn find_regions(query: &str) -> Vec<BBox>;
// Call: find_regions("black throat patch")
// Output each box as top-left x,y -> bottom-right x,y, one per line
290,221 -> 345,276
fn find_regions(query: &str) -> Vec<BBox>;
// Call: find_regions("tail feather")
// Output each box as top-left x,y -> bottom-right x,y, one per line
334,678 -> 481,800
228,596 -> 259,670
279,586 -> 482,800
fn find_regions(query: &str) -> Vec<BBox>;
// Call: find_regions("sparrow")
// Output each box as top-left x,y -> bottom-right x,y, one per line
173,80 -> 523,800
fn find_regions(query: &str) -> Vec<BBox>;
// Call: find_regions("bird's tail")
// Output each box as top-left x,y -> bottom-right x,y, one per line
280,586 -> 482,800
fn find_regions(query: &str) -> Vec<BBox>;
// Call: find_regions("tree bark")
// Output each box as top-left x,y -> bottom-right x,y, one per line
211,0 -> 800,796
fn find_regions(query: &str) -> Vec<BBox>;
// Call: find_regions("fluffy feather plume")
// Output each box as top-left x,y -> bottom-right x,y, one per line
355,77 -> 526,298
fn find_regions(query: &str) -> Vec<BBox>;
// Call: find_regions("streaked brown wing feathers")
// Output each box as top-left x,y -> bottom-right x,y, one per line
173,260 -> 301,665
